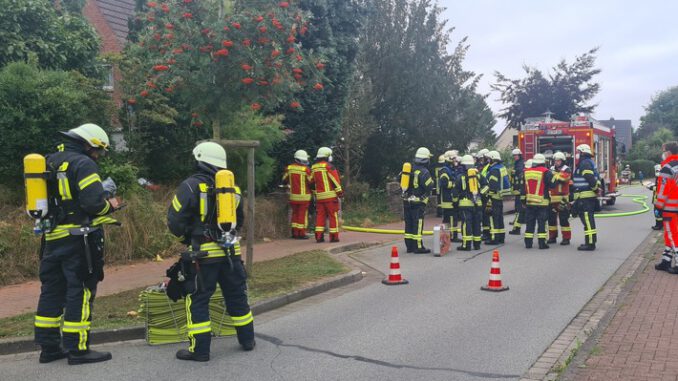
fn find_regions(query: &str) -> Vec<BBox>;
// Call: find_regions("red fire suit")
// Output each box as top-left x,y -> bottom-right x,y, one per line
655,154 -> 678,267
311,160 -> 343,242
282,163 -> 313,238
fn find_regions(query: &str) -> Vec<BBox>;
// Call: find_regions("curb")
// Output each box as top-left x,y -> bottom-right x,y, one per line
519,230 -> 660,381
0,269 -> 363,356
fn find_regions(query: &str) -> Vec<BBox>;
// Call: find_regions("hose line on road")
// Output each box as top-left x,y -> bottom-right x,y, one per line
342,194 -> 649,235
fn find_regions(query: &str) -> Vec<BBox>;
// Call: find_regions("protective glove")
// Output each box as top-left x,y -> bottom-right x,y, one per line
102,177 -> 117,197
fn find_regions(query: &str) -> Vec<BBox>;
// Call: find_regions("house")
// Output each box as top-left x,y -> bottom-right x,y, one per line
597,118 -> 633,157
494,126 -> 518,151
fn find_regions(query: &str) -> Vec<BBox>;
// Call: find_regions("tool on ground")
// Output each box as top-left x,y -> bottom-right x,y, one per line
382,246 -> 409,285
481,250 -> 509,292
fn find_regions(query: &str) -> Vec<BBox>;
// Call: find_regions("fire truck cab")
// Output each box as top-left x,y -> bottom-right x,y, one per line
518,115 -> 619,206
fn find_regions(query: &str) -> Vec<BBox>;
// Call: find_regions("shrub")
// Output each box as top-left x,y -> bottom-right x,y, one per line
625,159 -> 655,179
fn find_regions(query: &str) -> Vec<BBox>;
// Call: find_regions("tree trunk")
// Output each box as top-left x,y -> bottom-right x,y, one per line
212,118 -> 221,140
344,144 -> 351,187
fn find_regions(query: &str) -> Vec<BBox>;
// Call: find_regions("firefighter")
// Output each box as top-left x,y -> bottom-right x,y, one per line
654,142 -> 678,272
445,150 -> 463,242
475,149 -> 492,241
547,152 -> 572,245
438,153 -> 456,239
168,142 -> 254,362
524,153 -> 553,249
649,164 -> 663,230
509,148 -> 525,235
434,155 -> 446,217
402,147 -> 435,253
34,124 -> 121,365
486,151 -> 511,244
455,154 -> 488,251
312,147 -> 343,243
282,150 -> 313,239
572,144 -> 599,251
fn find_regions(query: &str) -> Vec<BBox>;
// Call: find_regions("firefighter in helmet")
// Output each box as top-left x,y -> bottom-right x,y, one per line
650,163 -> 663,230
168,142 -> 254,361
523,153 -> 554,249
509,148 -> 525,235
311,147 -> 343,242
572,144 -> 599,251
547,152 -> 572,245
402,147 -> 435,253
34,123 -> 121,365
454,154 -> 489,251
438,152 -> 456,240
654,142 -> 678,272
434,154 -> 446,217
486,150 -> 511,244
282,150 -> 313,239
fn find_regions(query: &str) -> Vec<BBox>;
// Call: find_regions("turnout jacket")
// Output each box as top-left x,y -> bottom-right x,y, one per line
572,155 -> 599,200
655,154 -> 678,213
437,164 -> 456,208
404,163 -> 434,204
44,142 -> 116,241
282,162 -> 313,203
512,158 -> 525,196
168,168 -> 244,258
454,166 -> 489,207
311,160 -> 342,202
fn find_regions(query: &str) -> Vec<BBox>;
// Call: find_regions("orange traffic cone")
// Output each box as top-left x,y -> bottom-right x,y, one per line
382,246 -> 409,285
481,250 -> 509,292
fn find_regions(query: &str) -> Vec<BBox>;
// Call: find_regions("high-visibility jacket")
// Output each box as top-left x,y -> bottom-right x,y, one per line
524,166 -> 552,206
572,156 -> 599,200
433,162 -> 445,195
511,158 -> 525,195
311,160 -> 342,202
487,163 -> 512,200
549,164 -> 572,203
655,154 -> 678,213
454,166 -> 489,207
403,163 -> 434,204
282,163 -> 313,203
168,170 -> 244,259
438,165 -> 455,208
43,142 -> 117,242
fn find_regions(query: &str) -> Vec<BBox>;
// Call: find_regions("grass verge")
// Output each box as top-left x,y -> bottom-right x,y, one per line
0,250 -> 348,338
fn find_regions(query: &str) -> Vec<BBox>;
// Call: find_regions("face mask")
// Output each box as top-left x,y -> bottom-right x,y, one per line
663,152 -> 669,160
575,153 -> 580,160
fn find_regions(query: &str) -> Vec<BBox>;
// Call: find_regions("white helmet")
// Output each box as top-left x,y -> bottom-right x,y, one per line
478,148 -> 490,158
438,154 -> 446,164
576,144 -> 592,155
415,147 -> 433,159
511,148 -> 522,156
532,154 -> 546,165
487,150 -> 501,161
316,146 -> 332,159
62,123 -> 110,151
553,151 -> 566,161
525,159 -> 533,168
460,154 -> 475,166
193,141 -> 227,168
294,149 -> 309,163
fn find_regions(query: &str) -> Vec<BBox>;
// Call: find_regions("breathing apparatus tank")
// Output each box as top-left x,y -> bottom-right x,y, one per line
24,154 -> 49,220
400,162 -> 412,192
467,167 -> 479,196
215,169 -> 237,232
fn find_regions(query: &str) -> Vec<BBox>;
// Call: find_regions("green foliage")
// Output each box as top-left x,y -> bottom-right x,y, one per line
359,0 -> 495,186
625,159 -> 655,179
99,157 -> 142,196
0,0 -> 100,75
492,48 -> 601,129
637,86 -> 678,139
0,62 -> 113,184
627,127 -> 674,164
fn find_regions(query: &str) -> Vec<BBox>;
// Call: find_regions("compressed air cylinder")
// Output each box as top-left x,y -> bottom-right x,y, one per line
215,169 -> 236,232
24,153 -> 48,219
400,162 -> 412,191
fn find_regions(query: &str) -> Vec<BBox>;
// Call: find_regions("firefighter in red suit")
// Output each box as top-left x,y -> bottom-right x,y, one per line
524,154 -> 554,249
311,147 -> 343,243
547,151 -> 573,245
654,141 -> 678,273
282,150 -> 313,239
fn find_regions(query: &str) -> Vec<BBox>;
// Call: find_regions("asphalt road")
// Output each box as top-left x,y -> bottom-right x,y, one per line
0,186 -> 654,381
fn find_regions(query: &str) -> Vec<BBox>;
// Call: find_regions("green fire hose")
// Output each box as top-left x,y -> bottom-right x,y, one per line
342,193 -> 650,235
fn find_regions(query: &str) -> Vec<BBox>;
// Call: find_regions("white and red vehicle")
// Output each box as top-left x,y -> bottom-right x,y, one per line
518,115 -> 619,206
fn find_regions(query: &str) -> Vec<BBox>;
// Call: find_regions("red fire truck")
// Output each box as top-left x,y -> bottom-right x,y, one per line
518,115 -> 619,206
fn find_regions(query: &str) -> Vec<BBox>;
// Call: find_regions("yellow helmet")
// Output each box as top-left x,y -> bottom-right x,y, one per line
576,144 -> 592,155
460,154 -> 475,166
553,151 -> 566,161
61,123 -> 110,151
294,150 -> 309,162
415,147 -> 433,159
316,146 -> 332,159
487,150 -> 501,161
478,148 -> 490,158
193,141 -> 227,168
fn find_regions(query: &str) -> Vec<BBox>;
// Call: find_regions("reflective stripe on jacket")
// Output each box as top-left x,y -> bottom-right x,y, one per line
283,163 -> 313,202
524,166 -> 550,206
312,161 -> 342,201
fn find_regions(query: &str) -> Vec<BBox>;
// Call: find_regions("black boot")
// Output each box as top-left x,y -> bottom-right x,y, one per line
414,247 -> 431,254
508,228 -> 521,235
67,350 -> 112,365
457,245 -> 471,251
525,239 -> 533,249
547,238 -> 557,244
652,222 -> 663,230
176,349 -> 210,362
668,266 -> 678,275
473,242 -> 481,250
560,239 -> 570,246
39,347 -> 68,364
655,261 -> 671,272
451,233 -> 462,243
577,243 -> 596,251
538,240 -> 550,250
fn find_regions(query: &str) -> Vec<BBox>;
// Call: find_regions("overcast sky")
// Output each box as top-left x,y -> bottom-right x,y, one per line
438,0 -> 678,133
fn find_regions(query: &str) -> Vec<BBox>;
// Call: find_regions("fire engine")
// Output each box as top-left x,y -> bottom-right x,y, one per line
518,115 -> 619,206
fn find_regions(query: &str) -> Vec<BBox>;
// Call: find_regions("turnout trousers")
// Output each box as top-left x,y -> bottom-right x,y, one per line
403,201 -> 426,252
660,212 -> 678,265
184,259 -> 254,356
548,205 -> 571,241
289,201 -> 310,238
489,199 -> 505,243
524,205 -> 549,247
315,199 -> 340,241
512,195 -> 525,230
577,198 -> 597,246
35,232 -> 104,352
441,205 -> 461,240
460,206 -> 482,250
